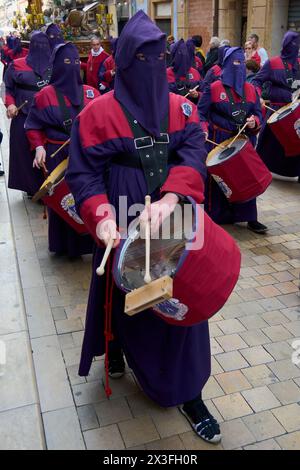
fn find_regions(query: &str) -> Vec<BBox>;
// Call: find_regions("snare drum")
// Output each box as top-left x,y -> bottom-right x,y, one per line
32,159 -> 87,234
113,200 -> 241,326
206,136 -> 272,203
267,101 -> 300,157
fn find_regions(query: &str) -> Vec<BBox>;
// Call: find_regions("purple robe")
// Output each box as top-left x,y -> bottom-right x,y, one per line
25,84 -> 99,256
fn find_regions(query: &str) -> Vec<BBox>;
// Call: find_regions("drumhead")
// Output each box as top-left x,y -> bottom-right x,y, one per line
32,158 -> 69,203
206,137 -> 248,167
114,203 -> 195,292
268,101 -> 299,124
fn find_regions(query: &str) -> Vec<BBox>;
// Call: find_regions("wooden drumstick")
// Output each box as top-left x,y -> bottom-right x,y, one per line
96,238 -> 114,276
228,121 -> 249,148
206,138 -> 225,149
16,100 -> 28,112
184,85 -> 199,98
50,138 -> 70,158
144,195 -> 152,284
264,104 -> 277,113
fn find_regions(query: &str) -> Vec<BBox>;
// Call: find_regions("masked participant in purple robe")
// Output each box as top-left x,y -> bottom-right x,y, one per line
25,42 -> 99,257
5,31 -> 52,195
167,39 -> 203,104
202,45 -> 230,89
45,23 -> 65,51
7,37 -> 28,62
1,36 -> 13,72
65,10 -> 223,444
253,31 -> 300,178
198,47 -> 267,233
98,38 -> 118,93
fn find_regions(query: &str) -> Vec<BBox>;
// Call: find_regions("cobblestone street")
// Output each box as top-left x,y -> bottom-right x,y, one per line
0,98 -> 300,450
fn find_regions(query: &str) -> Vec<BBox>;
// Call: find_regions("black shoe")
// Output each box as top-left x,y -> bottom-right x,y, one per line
179,399 -> 222,444
247,221 -> 268,234
108,353 -> 125,379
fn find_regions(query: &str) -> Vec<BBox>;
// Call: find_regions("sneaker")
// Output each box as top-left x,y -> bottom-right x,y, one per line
108,354 -> 125,379
247,221 -> 268,234
179,400 -> 222,444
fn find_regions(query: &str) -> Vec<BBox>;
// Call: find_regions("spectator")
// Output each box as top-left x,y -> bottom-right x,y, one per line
245,40 -> 261,66
246,59 -> 260,83
249,33 -> 268,66
166,35 -> 175,66
204,36 -> 220,73
192,35 -> 206,66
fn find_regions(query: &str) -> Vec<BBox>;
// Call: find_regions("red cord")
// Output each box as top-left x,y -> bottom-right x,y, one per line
104,255 -> 114,398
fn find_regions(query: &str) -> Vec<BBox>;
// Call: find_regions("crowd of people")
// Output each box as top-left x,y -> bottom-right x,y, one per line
0,11 -> 299,445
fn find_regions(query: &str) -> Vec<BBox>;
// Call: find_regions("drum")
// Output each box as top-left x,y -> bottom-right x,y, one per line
113,199 -> 241,326
206,136 -> 272,203
267,101 -> 300,157
32,159 -> 87,234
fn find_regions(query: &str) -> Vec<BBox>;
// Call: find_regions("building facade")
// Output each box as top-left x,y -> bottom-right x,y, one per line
0,0 -> 299,55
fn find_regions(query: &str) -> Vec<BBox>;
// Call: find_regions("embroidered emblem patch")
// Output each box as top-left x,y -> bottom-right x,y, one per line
181,102 -> 193,117
220,92 -> 227,101
86,89 -> 95,99
212,175 -> 232,200
61,193 -> 84,225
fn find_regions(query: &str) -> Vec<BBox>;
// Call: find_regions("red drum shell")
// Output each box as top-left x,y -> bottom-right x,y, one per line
43,179 -> 87,234
207,138 -> 272,203
267,102 -> 300,157
157,210 -> 241,326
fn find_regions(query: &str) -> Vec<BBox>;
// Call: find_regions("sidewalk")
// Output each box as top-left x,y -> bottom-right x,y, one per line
0,97 -> 300,449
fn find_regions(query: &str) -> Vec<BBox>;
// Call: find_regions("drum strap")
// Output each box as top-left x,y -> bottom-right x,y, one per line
55,88 -> 84,136
224,86 -> 247,127
118,104 -> 169,195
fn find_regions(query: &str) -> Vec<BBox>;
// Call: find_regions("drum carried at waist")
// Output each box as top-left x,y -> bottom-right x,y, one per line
206,136 -> 272,203
113,199 -> 241,327
32,158 -> 87,234
267,100 -> 300,157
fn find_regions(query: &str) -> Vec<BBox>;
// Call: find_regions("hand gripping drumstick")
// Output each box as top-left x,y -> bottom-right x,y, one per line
96,238 -> 115,276
228,121 -> 249,148
206,138 -> 226,149
144,195 -> 152,284
184,85 -> 199,98
50,138 -> 71,158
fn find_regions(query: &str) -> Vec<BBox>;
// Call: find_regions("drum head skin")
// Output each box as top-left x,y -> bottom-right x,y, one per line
206,137 -> 248,166
113,198 -> 241,326
268,101 -> 299,124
